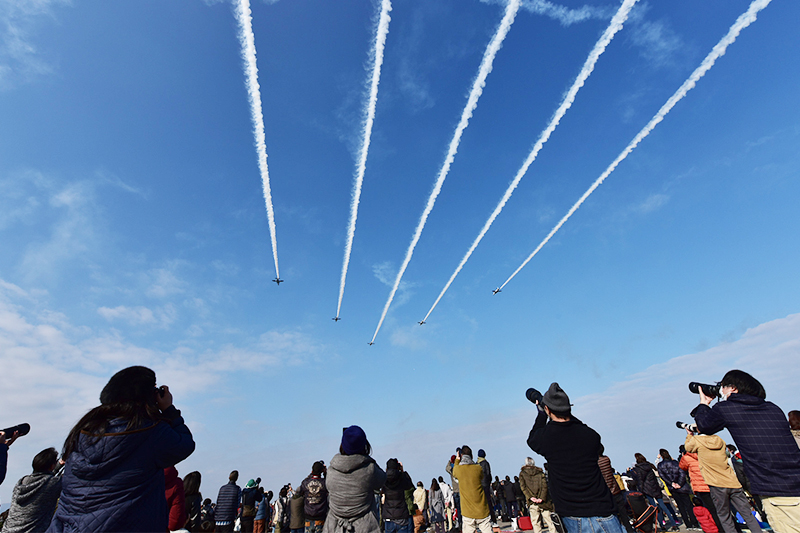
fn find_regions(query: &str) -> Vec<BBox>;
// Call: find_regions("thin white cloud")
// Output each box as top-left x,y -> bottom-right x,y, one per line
145,265 -> 188,299
372,261 -> 415,306
0,277 -> 329,503
0,0 -> 70,89
479,0 -> 612,26
634,192 -> 669,214
627,3 -> 685,68
97,304 -> 177,328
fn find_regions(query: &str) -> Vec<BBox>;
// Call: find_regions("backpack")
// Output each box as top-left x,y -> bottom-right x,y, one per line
626,491 -> 658,533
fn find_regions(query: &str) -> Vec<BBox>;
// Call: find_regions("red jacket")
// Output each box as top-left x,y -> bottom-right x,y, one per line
679,452 -> 709,493
693,505 -> 718,533
165,467 -> 187,531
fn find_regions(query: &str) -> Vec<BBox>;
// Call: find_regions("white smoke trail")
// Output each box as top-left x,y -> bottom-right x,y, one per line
498,0 -> 772,291
336,0 -> 393,320
235,0 -> 280,280
369,0 -> 521,344
419,0 -> 639,324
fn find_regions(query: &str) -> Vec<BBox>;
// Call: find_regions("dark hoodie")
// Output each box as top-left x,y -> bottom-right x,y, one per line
2,472 -> 62,533
382,461 -> 414,521
47,406 -> 195,533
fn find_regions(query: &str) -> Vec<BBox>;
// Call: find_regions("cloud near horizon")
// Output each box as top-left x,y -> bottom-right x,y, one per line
0,277 -> 329,503
369,311 -> 800,485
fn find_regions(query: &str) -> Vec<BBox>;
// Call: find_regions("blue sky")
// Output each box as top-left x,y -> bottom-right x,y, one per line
1,0 -> 799,505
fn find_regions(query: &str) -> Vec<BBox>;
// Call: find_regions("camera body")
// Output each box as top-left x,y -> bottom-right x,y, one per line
688,382 -> 721,398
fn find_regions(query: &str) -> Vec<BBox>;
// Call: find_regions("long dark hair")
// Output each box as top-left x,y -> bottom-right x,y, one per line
63,401 -> 165,459
430,478 -> 440,492
184,471 -> 202,496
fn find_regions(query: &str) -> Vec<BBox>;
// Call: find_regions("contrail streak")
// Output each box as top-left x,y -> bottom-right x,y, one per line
369,0 -> 521,344
420,0 -> 639,324
497,0 -> 772,292
235,0 -> 280,281
336,0 -> 392,320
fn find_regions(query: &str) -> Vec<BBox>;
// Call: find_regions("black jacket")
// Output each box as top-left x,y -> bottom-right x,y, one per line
527,410 -> 614,518
383,468 -> 414,521
630,463 -> 661,498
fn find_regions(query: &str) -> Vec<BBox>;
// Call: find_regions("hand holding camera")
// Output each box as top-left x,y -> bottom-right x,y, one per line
155,385 -> 173,411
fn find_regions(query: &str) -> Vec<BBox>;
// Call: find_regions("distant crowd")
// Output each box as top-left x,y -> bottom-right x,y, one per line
1,367 -> 799,533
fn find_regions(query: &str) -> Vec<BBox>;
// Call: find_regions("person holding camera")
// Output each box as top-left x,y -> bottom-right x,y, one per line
48,365 -> 195,533
0,428 -> 21,487
382,459 -> 415,533
526,383 -> 622,533
691,369 -> 800,532
1,447 -> 63,533
241,478 -> 265,532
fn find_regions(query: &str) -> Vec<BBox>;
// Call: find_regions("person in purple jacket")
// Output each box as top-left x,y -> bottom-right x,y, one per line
48,365 -> 195,533
692,369 -> 800,533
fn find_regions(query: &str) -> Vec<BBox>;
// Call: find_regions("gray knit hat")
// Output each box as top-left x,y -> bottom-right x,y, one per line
542,382 -> 571,412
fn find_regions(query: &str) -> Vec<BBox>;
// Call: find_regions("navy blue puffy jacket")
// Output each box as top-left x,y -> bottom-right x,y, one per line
215,482 -> 242,522
48,406 -> 195,532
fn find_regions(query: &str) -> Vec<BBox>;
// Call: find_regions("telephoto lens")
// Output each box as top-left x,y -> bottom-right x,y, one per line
688,382 -> 721,397
0,423 -> 30,438
526,388 -> 543,404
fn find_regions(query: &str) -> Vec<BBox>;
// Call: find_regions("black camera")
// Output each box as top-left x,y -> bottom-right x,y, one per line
1,423 -> 30,439
526,388 -> 543,404
688,382 -> 721,398
676,421 -> 697,433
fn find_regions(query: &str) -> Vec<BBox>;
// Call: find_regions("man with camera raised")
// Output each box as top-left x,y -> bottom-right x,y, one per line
691,369 -> 800,532
526,383 -> 623,533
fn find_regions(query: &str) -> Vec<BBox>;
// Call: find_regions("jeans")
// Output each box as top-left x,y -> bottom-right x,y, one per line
645,496 -> 676,528
385,519 -> 413,533
306,521 -> 325,533
561,515 -> 625,533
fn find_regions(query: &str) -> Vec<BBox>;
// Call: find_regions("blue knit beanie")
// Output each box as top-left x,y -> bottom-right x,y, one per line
341,425 -> 369,455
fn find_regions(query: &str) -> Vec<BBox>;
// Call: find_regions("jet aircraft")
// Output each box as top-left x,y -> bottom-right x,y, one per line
492,288 -> 501,294
418,320 -> 426,325
273,278 -> 284,285
332,317 -> 341,322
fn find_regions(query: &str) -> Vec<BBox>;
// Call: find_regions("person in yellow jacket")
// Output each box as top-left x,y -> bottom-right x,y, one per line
684,430 -> 763,533
452,446 -> 491,533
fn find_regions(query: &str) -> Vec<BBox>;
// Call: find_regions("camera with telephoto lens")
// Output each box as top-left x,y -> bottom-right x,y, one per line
1,423 -> 30,439
676,421 -> 697,433
525,388 -> 543,404
688,382 -> 721,397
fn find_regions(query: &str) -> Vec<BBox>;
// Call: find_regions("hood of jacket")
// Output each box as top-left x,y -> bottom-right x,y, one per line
331,453 -> 373,474
521,465 -> 543,476
14,472 -> 56,505
385,467 -> 406,490
694,434 -> 726,450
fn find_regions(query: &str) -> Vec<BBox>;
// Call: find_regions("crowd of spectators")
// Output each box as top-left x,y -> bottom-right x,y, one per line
1,367 -> 798,533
